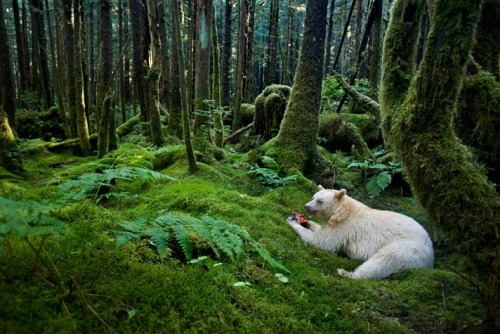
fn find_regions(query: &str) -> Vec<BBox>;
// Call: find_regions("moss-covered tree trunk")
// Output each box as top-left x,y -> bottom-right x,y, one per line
0,0 -> 17,130
0,112 -> 24,174
193,0 -> 214,156
267,0 -> 328,174
73,0 -> 91,155
211,4 -> 224,148
172,0 -> 198,172
381,0 -> 500,322
146,0 -> 165,147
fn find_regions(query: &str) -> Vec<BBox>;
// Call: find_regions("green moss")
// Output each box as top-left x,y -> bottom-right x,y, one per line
0,139 -> 489,333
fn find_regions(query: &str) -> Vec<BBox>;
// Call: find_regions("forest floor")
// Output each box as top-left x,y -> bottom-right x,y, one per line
0,137 -> 485,333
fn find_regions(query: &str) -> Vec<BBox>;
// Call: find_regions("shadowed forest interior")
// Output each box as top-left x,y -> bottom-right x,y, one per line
0,0 -> 499,333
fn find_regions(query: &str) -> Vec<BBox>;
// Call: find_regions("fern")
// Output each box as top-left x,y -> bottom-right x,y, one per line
58,166 -> 177,203
245,156 -> 297,191
0,197 -> 65,250
115,212 -> 289,273
348,155 -> 403,197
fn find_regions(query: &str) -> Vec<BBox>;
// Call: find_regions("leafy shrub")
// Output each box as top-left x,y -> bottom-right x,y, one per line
115,212 -> 289,273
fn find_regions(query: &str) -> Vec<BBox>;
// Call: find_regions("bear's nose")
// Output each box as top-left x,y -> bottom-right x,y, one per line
304,204 -> 311,214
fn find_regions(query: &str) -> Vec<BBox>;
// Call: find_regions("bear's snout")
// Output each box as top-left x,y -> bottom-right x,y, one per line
304,203 -> 314,215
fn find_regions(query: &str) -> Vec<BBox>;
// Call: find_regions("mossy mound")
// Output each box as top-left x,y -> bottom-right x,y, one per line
16,107 -> 66,140
318,113 -> 380,158
252,85 -> 291,140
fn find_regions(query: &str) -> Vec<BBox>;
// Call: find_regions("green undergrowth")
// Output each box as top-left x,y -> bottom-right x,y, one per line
0,141 -> 485,333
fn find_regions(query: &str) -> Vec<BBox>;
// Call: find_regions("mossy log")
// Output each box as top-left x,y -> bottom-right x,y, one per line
251,85 -> 291,140
381,0 -> 500,319
46,134 -> 98,153
116,113 -> 141,137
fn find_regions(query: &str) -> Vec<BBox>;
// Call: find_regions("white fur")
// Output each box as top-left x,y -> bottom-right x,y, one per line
288,185 -> 434,279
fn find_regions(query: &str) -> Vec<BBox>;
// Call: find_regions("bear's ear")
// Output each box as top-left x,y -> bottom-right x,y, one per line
318,185 -> 325,191
334,189 -> 346,200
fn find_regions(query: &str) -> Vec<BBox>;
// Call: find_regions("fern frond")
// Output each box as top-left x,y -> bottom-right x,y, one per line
144,227 -> 170,258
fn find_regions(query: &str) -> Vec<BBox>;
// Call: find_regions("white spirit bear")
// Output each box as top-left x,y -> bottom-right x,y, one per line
288,185 -> 434,279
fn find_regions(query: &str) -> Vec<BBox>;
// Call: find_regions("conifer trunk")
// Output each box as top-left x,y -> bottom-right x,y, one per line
269,0 -> 328,173
0,0 -> 17,128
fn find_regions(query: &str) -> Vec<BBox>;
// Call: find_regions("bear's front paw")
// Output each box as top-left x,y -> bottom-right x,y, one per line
337,268 -> 354,278
287,216 -> 299,226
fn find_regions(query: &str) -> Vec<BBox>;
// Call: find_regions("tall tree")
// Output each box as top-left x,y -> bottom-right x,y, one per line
11,0 -> 30,93
146,0 -> 165,146
323,0 -> 336,77
193,0 -> 214,155
172,0 -> 198,172
264,0 -> 280,86
129,0 -> 151,121
266,0 -> 329,174
212,2 -> 224,148
63,0 -> 77,137
97,0 -> 114,158
29,0 -> 53,108
0,0 -> 17,128
380,0 -> 500,325
168,1 -> 184,139
220,0 -> 233,108
231,0 -> 250,135
73,0 -> 91,154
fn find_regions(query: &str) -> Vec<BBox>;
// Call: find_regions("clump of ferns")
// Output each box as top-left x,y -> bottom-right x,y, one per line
56,152 -> 177,204
115,212 -> 289,273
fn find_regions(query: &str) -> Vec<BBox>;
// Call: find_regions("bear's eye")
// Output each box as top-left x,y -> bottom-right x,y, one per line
316,199 -> 323,205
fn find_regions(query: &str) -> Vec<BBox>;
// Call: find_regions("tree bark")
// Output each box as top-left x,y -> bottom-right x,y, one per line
11,0 -> 30,93
193,0 -> 214,156
63,0 -> 77,137
0,0 -> 17,129
269,0 -> 329,174
380,0 -> 500,320
221,0 -> 233,108
172,0 -> 198,172
73,0 -> 91,154
323,0 -> 336,78
212,3 -> 224,148
146,0 -> 165,146
265,0 -> 280,86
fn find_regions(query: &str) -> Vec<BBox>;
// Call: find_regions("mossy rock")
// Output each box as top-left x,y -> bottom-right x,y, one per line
240,103 -> 255,125
319,113 -> 380,156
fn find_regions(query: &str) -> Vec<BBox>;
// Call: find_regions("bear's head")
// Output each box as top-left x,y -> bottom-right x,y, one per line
304,185 -> 346,220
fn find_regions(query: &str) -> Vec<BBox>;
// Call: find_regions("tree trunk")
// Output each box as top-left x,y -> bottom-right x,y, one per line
64,0 -> 77,137
331,0 -> 356,73
323,0 -> 336,78
212,3 -> 224,148
265,0 -> 280,87
129,0 -> 151,121
168,1 -> 184,139
146,0 -> 165,146
118,0 -> 126,124
0,0 -> 17,129
97,0 -> 114,156
368,0 -> 382,88
221,0 -> 233,108
0,112 -> 23,174
29,0 -> 53,108
11,0 -> 30,93
193,0 -> 214,156
473,0 -> 500,78
73,0 -> 91,154
269,0 -> 328,174
231,0 -> 250,137
380,0 -> 500,322
172,0 -> 198,172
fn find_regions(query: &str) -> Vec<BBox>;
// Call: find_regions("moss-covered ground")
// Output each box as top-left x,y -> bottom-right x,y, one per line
0,141 -> 485,333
